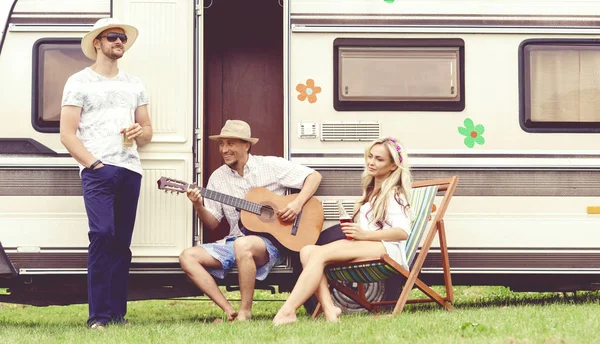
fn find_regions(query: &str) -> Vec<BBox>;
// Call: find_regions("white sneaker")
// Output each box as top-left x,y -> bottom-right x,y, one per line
89,322 -> 106,330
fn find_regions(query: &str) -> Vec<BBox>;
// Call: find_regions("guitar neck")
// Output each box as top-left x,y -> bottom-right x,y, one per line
190,184 -> 262,214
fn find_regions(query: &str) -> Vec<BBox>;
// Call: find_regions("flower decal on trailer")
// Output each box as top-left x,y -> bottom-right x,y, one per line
458,118 -> 485,148
429,204 -> 437,221
384,0 -> 395,3
296,79 -> 322,104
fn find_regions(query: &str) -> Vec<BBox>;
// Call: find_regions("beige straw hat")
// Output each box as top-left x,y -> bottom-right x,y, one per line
81,18 -> 139,60
209,120 -> 259,144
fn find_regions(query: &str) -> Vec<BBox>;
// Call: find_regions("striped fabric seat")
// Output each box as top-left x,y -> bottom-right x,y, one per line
325,185 -> 439,284
325,261 -> 398,284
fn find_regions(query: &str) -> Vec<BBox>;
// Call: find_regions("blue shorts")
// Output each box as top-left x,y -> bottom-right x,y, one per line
202,236 -> 284,281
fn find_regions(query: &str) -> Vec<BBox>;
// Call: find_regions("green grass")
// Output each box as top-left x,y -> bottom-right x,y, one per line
1,287 -> 599,343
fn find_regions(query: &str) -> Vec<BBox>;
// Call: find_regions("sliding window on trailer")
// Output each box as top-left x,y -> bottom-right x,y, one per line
333,38 -> 465,112
31,38 -> 92,133
520,39 -> 600,133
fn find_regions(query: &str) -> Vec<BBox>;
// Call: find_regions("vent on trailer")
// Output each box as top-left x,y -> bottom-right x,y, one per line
320,121 -> 380,141
322,200 -> 356,220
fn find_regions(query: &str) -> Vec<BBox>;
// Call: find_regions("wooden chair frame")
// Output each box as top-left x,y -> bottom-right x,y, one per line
313,176 -> 458,317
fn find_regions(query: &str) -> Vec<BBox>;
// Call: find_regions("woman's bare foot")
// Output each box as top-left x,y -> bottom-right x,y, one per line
236,310 -> 251,321
226,310 -> 238,322
273,308 -> 297,326
324,306 -> 342,323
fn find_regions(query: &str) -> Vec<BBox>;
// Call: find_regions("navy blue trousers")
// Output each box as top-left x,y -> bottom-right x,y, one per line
81,164 -> 141,326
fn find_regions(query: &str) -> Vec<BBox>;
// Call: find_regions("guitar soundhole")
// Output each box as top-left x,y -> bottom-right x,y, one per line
259,205 -> 277,222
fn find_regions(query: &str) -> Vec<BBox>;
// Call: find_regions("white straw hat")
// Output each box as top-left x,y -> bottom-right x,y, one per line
209,120 -> 259,144
81,18 -> 139,60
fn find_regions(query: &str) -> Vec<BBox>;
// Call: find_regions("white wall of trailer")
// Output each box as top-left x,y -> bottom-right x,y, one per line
290,0 -> 600,16
287,0 -> 600,261
2,0 -> 600,276
0,0 -> 196,265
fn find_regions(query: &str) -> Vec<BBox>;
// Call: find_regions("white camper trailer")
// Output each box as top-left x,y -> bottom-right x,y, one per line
1,0 -> 600,307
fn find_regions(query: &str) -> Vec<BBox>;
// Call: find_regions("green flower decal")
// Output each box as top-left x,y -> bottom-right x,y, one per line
384,0 -> 395,3
458,118 -> 485,148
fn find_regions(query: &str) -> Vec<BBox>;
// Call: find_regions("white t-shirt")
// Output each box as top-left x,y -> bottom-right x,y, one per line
61,67 -> 149,175
204,154 -> 316,242
358,193 -> 412,270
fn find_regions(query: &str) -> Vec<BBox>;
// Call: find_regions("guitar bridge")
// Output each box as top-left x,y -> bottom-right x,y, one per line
291,210 -> 302,236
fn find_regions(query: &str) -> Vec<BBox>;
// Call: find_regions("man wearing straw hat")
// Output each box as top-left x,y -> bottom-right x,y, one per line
180,119 -> 322,322
59,18 -> 153,330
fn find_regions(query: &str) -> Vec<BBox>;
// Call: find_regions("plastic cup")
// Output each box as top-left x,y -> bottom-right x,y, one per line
339,216 -> 353,240
123,109 -> 134,147
122,128 -> 134,147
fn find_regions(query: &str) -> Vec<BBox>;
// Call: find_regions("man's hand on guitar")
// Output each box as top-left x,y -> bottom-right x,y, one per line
277,199 -> 303,222
186,184 -> 203,206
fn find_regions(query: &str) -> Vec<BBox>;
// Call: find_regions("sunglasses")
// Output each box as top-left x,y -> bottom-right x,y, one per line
96,32 -> 128,43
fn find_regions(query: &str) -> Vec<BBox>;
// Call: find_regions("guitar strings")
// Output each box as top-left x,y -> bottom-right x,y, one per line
260,205 -> 276,217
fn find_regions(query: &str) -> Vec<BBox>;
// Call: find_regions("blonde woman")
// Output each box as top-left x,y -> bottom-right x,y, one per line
273,137 -> 413,325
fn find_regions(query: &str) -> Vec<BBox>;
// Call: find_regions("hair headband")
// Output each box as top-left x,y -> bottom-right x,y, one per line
387,138 -> 403,163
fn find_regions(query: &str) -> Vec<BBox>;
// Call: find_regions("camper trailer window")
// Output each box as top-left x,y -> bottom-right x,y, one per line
32,38 -> 92,133
333,38 -> 465,112
520,40 -> 600,133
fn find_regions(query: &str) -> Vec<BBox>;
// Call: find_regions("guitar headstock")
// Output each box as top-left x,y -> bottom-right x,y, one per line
157,177 -> 188,194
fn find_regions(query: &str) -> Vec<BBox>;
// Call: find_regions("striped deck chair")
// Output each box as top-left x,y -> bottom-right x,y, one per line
312,176 -> 458,317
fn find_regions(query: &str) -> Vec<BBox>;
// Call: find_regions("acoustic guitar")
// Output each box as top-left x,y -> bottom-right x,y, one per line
157,177 -> 324,252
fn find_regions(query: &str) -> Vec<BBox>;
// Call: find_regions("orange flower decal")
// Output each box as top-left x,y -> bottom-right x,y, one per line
429,204 -> 437,221
296,79 -> 322,103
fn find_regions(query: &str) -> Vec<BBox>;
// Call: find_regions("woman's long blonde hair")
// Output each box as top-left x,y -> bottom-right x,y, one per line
353,137 -> 412,228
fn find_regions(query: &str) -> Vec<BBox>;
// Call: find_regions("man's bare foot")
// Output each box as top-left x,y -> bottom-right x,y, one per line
273,309 -> 297,326
226,310 -> 238,322
324,306 -> 342,323
236,310 -> 251,321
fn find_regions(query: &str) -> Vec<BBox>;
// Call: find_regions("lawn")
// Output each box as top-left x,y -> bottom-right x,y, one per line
1,286 -> 599,343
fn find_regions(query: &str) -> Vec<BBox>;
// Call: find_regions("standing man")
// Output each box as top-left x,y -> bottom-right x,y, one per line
179,120 -> 322,322
59,18 -> 153,330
